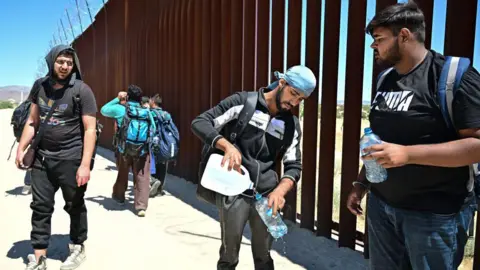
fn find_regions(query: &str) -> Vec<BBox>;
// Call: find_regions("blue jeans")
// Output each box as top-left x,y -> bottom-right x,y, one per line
367,193 -> 476,270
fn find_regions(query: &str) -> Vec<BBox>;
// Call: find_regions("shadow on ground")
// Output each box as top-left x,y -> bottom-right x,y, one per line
5,186 -> 25,196
96,147 -> 368,269
6,234 -> 70,265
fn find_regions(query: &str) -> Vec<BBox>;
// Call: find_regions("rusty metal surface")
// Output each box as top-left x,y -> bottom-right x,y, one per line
230,0 -> 243,92
444,0 -> 477,59
317,0 -> 341,238
243,0 -> 256,91
283,0 -> 302,223
256,0 -> 270,89
338,0 -> 367,249
71,0 -> 480,259
301,0 -> 321,231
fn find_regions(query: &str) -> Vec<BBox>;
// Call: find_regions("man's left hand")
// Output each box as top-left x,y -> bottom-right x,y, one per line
363,142 -> 410,169
76,165 -> 91,187
267,189 -> 286,217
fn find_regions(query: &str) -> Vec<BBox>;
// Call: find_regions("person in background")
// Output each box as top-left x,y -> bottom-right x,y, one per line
141,96 -> 150,109
149,94 -> 171,197
100,85 -> 156,217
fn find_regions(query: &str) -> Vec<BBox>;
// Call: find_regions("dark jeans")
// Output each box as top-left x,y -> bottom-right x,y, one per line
367,193 -> 476,270
217,196 -> 274,270
30,155 -> 87,249
24,170 -> 32,185
151,162 -> 168,190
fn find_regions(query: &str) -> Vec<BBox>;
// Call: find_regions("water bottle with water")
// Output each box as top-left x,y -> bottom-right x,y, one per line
360,127 -> 388,183
254,193 -> 288,239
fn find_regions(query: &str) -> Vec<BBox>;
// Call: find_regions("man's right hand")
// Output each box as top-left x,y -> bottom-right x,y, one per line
118,91 -> 127,100
346,183 -> 368,216
15,149 -> 25,169
221,145 -> 243,173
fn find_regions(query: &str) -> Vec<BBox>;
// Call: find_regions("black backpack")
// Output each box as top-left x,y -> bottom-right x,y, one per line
11,99 -> 33,142
7,86 -> 41,160
196,91 -> 295,205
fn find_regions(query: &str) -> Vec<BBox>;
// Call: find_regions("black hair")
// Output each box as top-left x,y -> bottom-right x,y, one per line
57,49 -> 75,59
151,94 -> 162,107
141,96 -> 150,105
366,1 -> 426,43
127,84 -> 143,102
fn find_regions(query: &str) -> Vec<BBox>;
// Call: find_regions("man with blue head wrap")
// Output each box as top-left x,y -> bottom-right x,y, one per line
268,65 -> 317,114
192,65 -> 316,270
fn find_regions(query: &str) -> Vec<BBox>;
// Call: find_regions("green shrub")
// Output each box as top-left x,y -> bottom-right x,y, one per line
0,101 -> 15,109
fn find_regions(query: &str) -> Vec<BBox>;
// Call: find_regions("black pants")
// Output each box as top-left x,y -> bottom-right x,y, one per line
217,196 -> 274,270
30,155 -> 87,249
151,162 -> 168,189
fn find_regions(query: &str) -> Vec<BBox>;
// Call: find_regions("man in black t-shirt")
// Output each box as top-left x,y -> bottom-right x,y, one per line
346,2 -> 480,270
15,45 -> 97,270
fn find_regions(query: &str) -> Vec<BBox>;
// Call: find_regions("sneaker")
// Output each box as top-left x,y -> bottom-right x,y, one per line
149,180 -> 161,198
25,254 -> 47,270
22,185 -> 32,195
60,244 -> 86,270
137,209 -> 146,217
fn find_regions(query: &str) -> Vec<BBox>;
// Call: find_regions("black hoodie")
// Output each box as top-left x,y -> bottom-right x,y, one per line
29,45 -> 97,160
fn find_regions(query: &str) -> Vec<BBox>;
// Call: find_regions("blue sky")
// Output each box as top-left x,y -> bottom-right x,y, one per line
1,0 -> 479,102
0,0 -> 103,88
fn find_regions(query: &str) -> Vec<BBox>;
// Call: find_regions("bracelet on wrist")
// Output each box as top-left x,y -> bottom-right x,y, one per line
352,181 -> 370,190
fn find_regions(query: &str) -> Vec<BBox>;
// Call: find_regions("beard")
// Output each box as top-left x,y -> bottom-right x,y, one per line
275,86 -> 292,113
375,39 -> 402,66
51,70 -> 72,86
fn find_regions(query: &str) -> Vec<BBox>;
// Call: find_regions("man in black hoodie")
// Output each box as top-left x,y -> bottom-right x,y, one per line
192,65 -> 316,270
15,45 -> 97,270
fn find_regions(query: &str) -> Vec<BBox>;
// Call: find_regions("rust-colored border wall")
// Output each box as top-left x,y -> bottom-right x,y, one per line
72,1 -> 480,264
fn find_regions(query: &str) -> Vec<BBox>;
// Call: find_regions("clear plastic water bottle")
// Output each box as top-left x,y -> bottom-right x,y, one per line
360,127 -> 388,183
254,193 -> 288,239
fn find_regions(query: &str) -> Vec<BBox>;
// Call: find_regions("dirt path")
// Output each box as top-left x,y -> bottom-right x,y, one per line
0,109 -> 367,269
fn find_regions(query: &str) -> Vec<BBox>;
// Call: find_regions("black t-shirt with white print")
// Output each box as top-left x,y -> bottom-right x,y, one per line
369,51 -> 480,214
30,79 -> 97,160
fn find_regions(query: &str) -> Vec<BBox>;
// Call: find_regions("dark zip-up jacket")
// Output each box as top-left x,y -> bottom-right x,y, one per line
191,89 -> 303,194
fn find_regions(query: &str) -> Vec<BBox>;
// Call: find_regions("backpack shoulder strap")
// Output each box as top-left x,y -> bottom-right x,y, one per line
376,67 -> 394,91
229,91 -> 258,143
437,56 -> 471,130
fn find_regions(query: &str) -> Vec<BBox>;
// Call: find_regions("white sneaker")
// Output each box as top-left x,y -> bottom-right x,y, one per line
22,185 -> 32,195
25,254 -> 47,270
60,244 -> 86,270
137,209 -> 146,217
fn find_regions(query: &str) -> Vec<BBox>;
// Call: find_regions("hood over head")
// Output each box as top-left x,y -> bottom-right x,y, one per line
43,44 -> 83,86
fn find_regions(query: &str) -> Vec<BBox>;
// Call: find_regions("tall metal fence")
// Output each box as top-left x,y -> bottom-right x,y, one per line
72,0 -> 480,267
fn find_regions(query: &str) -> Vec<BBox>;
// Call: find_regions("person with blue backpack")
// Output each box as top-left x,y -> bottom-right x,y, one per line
148,94 -> 179,197
100,85 -> 156,217
346,2 -> 480,269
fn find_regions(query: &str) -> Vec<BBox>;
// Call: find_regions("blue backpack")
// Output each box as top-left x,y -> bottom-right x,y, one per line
117,104 -> 151,158
377,56 -> 480,200
150,109 -> 180,162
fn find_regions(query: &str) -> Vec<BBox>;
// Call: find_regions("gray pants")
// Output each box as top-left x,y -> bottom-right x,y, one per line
217,196 -> 274,270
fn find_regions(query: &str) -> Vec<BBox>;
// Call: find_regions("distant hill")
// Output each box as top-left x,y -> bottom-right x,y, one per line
0,85 -> 30,103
